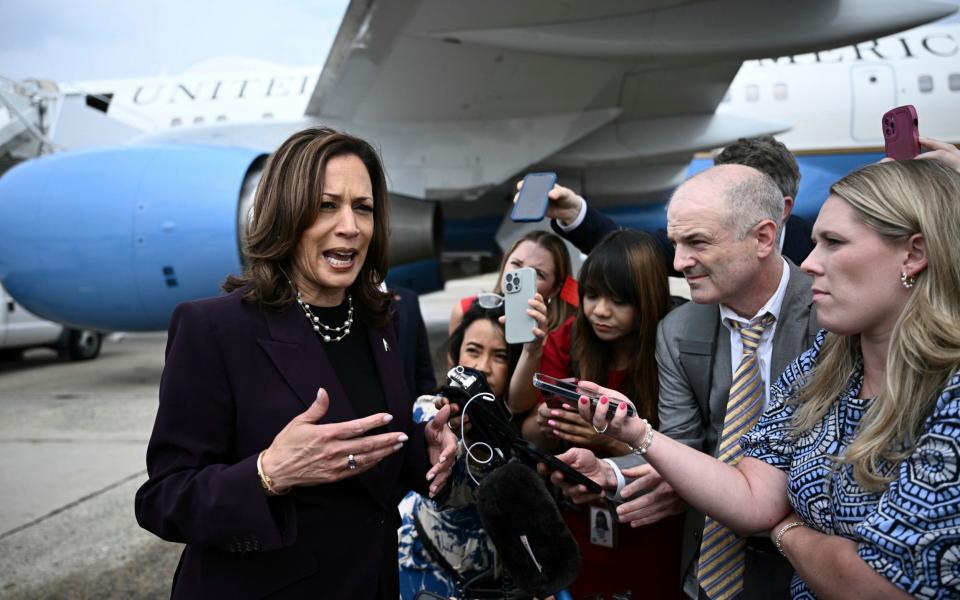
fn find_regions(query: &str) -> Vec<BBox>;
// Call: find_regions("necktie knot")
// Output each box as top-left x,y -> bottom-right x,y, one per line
732,313 -> 774,353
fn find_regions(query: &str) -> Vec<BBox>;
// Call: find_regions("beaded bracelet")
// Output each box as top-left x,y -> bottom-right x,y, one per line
627,418 -> 655,456
774,520 -> 806,556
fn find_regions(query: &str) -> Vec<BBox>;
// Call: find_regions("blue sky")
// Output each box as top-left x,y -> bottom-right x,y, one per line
0,0 -> 349,81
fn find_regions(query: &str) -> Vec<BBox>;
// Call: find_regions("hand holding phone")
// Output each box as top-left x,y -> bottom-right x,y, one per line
503,267 -> 537,344
511,172 -> 556,222
882,105 -> 920,160
533,373 -> 636,418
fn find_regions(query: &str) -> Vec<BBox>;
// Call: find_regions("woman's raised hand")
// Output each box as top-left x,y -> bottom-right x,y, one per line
260,387 -> 409,493
500,292 -> 548,351
918,136 -> 960,172
524,292 -> 549,349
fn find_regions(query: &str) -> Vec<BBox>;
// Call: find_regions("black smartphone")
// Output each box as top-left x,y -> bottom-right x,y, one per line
532,372 -> 636,418
511,172 -> 556,222
511,440 -> 603,494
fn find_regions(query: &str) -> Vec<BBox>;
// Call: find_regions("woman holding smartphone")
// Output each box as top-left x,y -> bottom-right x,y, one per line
448,230 -> 576,337
519,230 -> 683,599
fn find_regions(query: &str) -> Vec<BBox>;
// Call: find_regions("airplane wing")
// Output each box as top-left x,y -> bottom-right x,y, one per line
300,0 -> 956,204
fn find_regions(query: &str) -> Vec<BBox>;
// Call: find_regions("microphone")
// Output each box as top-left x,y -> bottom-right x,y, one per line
477,462 -> 580,598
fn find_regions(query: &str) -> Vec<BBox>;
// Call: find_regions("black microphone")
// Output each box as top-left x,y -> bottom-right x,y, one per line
476,462 -> 580,598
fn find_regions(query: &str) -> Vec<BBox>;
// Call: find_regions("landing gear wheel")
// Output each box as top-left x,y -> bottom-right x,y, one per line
58,329 -> 103,361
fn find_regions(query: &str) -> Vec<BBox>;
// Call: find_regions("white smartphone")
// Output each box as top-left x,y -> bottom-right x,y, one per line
503,267 -> 537,344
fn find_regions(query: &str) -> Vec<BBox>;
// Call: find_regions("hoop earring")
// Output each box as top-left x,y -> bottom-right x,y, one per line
900,271 -> 916,289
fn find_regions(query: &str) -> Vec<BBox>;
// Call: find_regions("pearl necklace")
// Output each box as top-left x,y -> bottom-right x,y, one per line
294,290 -> 354,343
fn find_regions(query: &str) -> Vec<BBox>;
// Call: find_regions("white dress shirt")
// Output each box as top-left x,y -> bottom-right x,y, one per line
717,257 -> 790,410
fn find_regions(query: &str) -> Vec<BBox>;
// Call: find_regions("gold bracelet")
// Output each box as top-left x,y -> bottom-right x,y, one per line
256,450 -> 289,496
627,418 -> 655,455
774,520 -> 806,556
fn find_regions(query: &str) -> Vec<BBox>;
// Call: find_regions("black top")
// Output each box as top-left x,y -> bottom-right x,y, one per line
307,299 -> 388,428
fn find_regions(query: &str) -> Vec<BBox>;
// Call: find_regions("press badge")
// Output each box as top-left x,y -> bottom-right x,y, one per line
589,505 -> 616,548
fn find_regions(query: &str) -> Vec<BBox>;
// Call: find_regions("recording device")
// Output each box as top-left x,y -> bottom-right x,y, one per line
510,172 -> 556,222
440,366 -> 602,494
477,463 -> 581,598
533,372 -> 637,419
882,105 -> 920,160
503,267 -> 537,344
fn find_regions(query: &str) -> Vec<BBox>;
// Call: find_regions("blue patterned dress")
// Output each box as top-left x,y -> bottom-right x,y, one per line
742,331 -> 960,599
397,396 -> 496,600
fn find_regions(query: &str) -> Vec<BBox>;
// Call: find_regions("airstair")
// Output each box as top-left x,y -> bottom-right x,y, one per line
0,76 -> 62,177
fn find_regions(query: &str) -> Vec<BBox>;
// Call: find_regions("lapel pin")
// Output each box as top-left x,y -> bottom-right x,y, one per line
383,338 -> 390,352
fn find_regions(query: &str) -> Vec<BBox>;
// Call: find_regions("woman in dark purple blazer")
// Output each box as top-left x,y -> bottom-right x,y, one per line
134,127 -> 457,599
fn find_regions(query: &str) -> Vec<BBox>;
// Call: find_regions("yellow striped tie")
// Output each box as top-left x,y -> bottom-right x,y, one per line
697,313 -> 775,600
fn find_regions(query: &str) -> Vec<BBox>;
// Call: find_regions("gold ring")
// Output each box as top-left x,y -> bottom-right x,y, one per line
593,423 -> 609,435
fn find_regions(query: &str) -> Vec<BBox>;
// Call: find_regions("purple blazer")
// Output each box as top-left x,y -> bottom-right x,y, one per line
135,289 -> 433,599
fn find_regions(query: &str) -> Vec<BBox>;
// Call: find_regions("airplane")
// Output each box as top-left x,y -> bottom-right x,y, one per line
0,0 -> 957,333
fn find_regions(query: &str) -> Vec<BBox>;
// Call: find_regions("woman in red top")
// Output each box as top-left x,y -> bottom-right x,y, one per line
448,230 -> 577,337
521,230 -> 683,599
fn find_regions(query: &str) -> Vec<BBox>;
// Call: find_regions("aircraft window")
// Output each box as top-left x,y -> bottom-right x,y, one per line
193,116 -> 205,125
949,74 -> 960,91
171,117 -> 182,127
216,115 -> 227,122
918,74 -> 934,93
746,84 -> 759,102
774,83 -> 788,101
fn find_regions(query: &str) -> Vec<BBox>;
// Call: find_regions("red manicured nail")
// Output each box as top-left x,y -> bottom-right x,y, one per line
599,396 -> 608,405
580,396 -> 589,405
618,401 -> 626,410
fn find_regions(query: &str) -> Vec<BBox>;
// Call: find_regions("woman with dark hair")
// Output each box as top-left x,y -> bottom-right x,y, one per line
134,127 -> 457,599
398,300 -> 522,599
522,229 -> 683,598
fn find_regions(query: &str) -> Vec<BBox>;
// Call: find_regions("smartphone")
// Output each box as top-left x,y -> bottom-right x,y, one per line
882,105 -> 920,160
536,374 -> 582,409
532,372 -> 636,419
511,172 -> 556,222
503,267 -> 537,344
511,439 -> 603,494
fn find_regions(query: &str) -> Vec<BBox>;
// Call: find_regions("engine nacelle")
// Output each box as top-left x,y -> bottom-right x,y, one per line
0,145 -> 264,331
0,144 -> 442,332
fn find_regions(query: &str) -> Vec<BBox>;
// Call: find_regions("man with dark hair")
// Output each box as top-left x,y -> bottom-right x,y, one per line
549,135 -> 814,268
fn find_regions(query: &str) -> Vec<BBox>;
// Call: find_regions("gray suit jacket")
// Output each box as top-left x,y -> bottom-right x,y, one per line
613,259 -> 819,591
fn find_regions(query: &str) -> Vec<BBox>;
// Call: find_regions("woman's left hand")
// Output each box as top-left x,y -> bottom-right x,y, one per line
424,403 -> 459,497
542,403 -> 618,449
575,381 -> 646,448
498,292 -> 549,352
